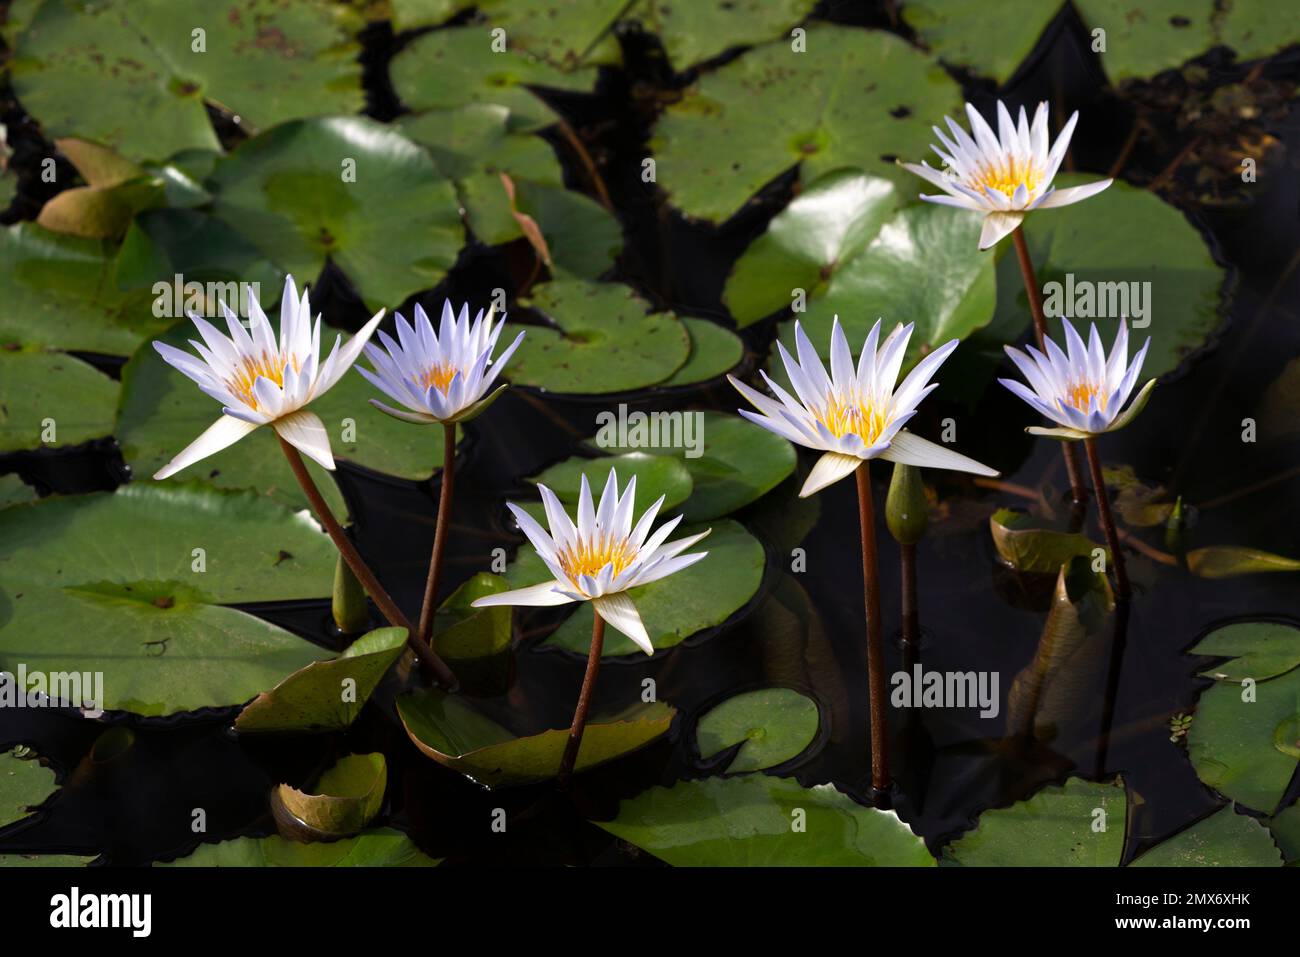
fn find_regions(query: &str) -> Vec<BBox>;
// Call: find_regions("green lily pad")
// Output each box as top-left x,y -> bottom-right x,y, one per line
531,519 -> 765,657
695,687 -> 820,772
623,0 -> 818,71
0,223 -> 170,355
1,748 -> 57,829
1186,546 -> 1300,578
597,775 -> 935,866
660,319 -> 744,386
0,484 -> 338,716
1129,806 -> 1283,867
530,452 -> 695,513
1189,622 -> 1300,683
724,169 -> 900,327
114,207 -> 282,297
766,195 -> 997,379
997,176 -> 1225,380
990,508 -> 1108,575
397,689 -> 675,788
0,350 -> 118,452
590,411 -> 796,522
0,852 -> 97,867
390,0 -> 474,31
1213,0 -> 1300,63
1187,664 -> 1300,814
116,319 -> 450,520
208,117 -> 463,310
0,475 -> 37,509
649,24 -> 961,223
391,25 -> 599,133
900,0 -> 1063,84
273,753 -> 387,839
1073,0 -> 1215,86
943,778 -> 1126,866
1268,802 -> 1300,863
10,0 -> 364,162
236,627 -> 409,733
476,0 -> 625,72
432,574 -> 512,664
504,279 -> 691,393
159,828 -> 440,867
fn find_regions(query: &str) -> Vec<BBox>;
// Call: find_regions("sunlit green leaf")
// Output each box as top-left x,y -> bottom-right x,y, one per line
695,687 -> 820,772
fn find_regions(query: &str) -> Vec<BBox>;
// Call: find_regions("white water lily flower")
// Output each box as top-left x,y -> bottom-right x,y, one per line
901,100 -> 1113,250
356,301 -> 524,425
999,318 -> 1155,439
729,318 -> 997,497
152,276 -> 384,480
471,469 -> 709,655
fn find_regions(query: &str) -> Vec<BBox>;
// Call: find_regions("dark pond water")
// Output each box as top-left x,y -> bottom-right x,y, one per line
1,4 -> 1298,866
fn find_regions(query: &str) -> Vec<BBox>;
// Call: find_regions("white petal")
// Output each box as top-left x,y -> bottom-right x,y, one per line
1032,178 -> 1111,209
979,211 -> 1024,250
273,409 -> 335,471
153,415 -> 258,480
880,431 -> 997,477
591,593 -> 653,655
800,451 -> 862,497
471,581 -> 576,608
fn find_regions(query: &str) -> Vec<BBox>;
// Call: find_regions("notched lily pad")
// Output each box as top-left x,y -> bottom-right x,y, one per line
237,628 -> 408,734
1129,806 -> 1283,867
597,775 -> 935,866
158,828 -> 439,867
1,748 -> 57,829
0,350 -> 119,453
1189,621 -> 1300,683
272,753 -> 387,840
660,319 -> 744,386
529,452 -> 694,513
695,687 -> 821,772
396,688 -> 675,788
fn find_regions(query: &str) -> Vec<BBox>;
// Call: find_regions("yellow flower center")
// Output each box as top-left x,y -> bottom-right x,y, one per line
557,534 -> 637,583
227,352 -> 295,411
970,158 -> 1041,199
819,394 -> 888,443
1062,381 -> 1107,412
416,362 -> 458,394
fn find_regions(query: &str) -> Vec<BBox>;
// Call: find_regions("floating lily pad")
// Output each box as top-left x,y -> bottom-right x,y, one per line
1073,0 -> 1215,85
159,828 -> 440,867
997,176 -> 1225,379
1187,664 -> 1300,814
1186,546 -> 1300,578
942,778 -> 1126,866
1,749 -> 57,829
432,574 -> 513,666
397,689 -> 675,788
1268,802 -> 1300,863
650,24 -> 962,222
389,0 -> 474,31
900,0 -> 1062,84
532,519 -> 765,657
597,775 -> 935,866
660,319 -> 744,386
0,484 -> 337,716
1189,622 -> 1300,683
0,475 -> 36,509
273,753 -> 387,840
695,687 -> 820,772
116,319 -> 450,519
476,0 -> 625,72
624,0 -> 818,71
990,508 -> 1107,575
1213,1 -> 1300,63
208,117 -> 463,310
11,0 -> 364,162
504,279 -> 691,393
530,452 -> 694,513
114,207 -> 282,297
590,411 -> 796,522
391,25 -> 599,133
725,170 -> 899,327
0,350 -> 118,452
764,189 -> 997,376
236,628 -> 409,733
1129,806 -> 1283,867
400,104 -> 563,187
0,223 -> 169,355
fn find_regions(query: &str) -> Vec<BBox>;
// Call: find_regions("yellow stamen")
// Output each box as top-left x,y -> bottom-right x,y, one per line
416,362 -> 458,394
1062,381 -> 1106,412
819,394 -> 888,443
227,352 -> 295,411
970,157 -> 1040,199
557,534 -> 637,582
